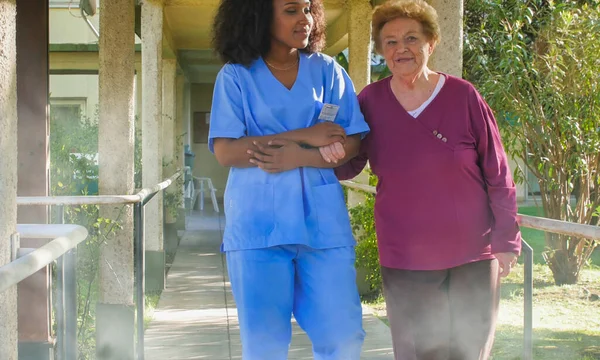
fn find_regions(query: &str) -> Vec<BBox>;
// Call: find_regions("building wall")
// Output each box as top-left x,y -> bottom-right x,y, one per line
49,7 -> 100,44
49,4 -> 143,124
190,83 -> 229,195
507,157 -> 527,202
50,74 -> 99,120
49,5 -> 141,44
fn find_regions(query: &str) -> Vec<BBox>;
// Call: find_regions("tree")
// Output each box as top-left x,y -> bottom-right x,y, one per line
464,0 -> 600,284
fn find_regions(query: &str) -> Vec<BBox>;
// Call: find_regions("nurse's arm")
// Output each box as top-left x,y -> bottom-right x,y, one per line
251,134 -> 361,171
212,123 -> 346,168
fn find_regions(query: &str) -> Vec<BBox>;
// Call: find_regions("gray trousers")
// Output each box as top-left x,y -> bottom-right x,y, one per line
382,259 -> 500,360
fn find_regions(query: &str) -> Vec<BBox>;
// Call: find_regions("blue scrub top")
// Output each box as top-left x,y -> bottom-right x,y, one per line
208,52 -> 370,251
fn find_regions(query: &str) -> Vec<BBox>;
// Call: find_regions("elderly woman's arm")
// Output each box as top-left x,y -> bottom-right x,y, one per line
334,137 -> 369,180
470,87 -> 522,261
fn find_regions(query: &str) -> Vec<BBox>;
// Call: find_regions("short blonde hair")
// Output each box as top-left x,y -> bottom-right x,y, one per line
372,0 -> 441,53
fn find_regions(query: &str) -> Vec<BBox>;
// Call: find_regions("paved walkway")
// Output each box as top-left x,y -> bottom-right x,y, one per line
145,210 -> 394,359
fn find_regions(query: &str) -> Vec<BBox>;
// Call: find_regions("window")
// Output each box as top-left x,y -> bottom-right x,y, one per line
193,112 -> 211,144
49,0 -> 80,8
49,98 -> 86,128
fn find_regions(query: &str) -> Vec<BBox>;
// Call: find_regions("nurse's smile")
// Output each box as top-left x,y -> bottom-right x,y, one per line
295,27 -> 310,40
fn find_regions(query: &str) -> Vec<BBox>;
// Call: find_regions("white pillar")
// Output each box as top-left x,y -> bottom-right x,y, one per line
176,74 -> 186,210
0,1 -> 19,358
142,0 -> 164,251
162,59 -> 176,178
162,59 -> 177,227
141,0 -> 166,291
347,0 -> 373,92
135,66 -> 143,141
97,0 -> 136,356
98,0 -> 136,306
183,81 -> 191,148
346,0 -> 373,206
427,0 -> 464,77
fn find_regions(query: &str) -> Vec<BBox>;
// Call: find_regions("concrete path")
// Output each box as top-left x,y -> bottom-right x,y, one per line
145,210 -> 394,359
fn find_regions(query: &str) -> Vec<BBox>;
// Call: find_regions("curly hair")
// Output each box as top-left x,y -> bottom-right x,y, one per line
212,0 -> 326,66
372,0 -> 441,54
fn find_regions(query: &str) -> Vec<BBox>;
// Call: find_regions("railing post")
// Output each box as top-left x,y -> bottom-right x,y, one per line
55,205 -> 66,360
54,205 -> 78,360
134,202 -> 146,360
523,240 -> 534,360
64,247 -> 77,360
55,251 -> 66,360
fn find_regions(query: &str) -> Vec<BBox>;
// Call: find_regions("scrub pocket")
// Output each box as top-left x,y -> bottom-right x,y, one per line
312,183 -> 352,236
225,184 -> 275,238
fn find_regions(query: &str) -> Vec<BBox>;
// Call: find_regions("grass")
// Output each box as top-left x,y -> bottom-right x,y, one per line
144,290 -> 162,330
365,205 -> 600,360
493,263 -> 600,360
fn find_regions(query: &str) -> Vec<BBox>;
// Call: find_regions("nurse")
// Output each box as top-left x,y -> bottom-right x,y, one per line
209,0 -> 369,359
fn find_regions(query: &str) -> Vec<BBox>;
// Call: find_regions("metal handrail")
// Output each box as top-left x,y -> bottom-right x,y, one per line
340,179 -> 600,360
17,171 -> 181,206
0,225 -> 88,293
341,180 -> 600,236
14,170 -> 182,360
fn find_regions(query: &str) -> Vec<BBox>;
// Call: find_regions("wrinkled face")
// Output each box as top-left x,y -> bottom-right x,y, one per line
271,0 -> 314,50
379,17 -> 435,78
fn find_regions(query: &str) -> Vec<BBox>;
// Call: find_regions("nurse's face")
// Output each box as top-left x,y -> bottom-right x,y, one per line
271,0 -> 313,50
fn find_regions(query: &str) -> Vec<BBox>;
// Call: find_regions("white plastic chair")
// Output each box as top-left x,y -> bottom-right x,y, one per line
193,176 -> 220,213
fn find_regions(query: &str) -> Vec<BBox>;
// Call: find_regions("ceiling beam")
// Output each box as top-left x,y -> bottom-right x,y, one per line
323,11 -> 348,56
162,16 -> 177,58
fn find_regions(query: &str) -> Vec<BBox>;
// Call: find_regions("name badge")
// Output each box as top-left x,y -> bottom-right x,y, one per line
318,103 -> 340,122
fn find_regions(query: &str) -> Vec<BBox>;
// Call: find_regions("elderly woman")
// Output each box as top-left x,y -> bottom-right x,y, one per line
334,1 -> 522,359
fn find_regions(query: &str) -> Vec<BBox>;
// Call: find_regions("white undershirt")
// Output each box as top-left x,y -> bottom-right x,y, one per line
407,74 -> 446,118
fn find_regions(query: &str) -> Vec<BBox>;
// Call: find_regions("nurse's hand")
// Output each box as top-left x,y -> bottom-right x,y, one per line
319,142 -> 345,163
302,122 -> 346,147
248,139 -> 302,173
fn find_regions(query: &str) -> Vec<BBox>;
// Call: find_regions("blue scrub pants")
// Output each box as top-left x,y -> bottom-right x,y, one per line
226,245 -> 365,360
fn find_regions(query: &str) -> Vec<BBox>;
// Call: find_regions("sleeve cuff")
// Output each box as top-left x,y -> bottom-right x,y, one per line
491,229 -> 523,256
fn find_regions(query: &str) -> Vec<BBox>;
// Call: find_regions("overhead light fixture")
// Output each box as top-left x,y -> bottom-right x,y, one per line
80,0 -> 97,16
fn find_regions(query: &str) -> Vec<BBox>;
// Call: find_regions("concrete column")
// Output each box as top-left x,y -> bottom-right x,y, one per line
175,73 -> 186,229
135,66 -> 142,190
176,74 -> 185,179
427,0 -> 464,77
183,81 -> 191,147
97,0 -> 136,358
0,2 -> 19,359
141,0 -> 165,291
162,59 -> 177,180
346,0 -> 373,211
162,59 -> 177,257
135,65 -> 143,142
347,0 -> 372,92
182,80 -> 192,217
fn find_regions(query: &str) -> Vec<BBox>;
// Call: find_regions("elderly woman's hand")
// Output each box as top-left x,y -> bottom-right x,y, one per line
494,252 -> 518,278
318,142 -> 346,163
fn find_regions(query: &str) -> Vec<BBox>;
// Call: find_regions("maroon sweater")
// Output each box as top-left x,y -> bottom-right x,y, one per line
336,75 -> 522,270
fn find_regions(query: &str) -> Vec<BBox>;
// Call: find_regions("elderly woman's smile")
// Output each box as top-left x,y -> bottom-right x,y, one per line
380,17 -> 434,79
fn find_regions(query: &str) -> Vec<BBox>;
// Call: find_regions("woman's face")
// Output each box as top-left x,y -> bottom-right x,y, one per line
379,17 -> 435,78
271,0 -> 314,51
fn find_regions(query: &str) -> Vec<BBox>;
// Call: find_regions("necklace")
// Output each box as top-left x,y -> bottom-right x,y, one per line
264,56 -> 299,71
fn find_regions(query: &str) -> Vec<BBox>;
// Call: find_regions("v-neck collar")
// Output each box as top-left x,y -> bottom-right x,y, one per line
385,73 -> 448,120
259,52 -> 304,93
